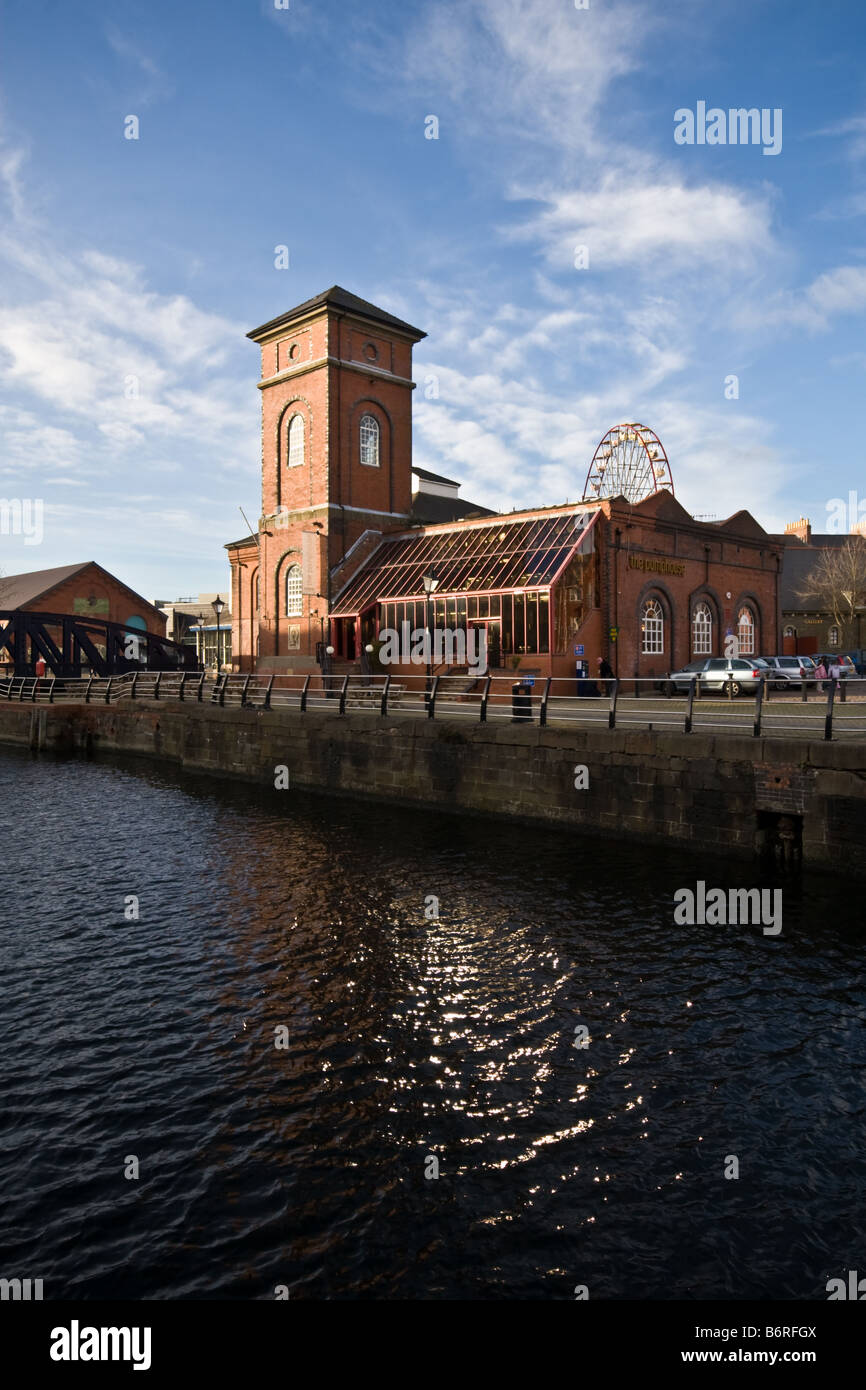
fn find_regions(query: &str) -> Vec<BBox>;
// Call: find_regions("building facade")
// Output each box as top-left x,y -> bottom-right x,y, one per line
780,517 -> 866,657
227,288 -> 782,680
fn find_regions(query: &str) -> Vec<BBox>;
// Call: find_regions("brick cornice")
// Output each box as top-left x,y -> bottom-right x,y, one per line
257,356 -> 416,392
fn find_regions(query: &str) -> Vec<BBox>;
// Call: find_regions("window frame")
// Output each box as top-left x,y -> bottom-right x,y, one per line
360,413 -> 380,468
641,597 -> 664,655
736,605 -> 756,656
692,600 -> 712,656
285,563 -> 303,617
287,414 -> 305,469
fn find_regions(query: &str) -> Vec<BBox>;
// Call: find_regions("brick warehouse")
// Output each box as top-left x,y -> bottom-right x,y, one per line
226,287 -> 783,681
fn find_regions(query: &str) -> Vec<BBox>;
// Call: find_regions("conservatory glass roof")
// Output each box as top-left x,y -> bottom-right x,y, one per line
330,508 -> 599,617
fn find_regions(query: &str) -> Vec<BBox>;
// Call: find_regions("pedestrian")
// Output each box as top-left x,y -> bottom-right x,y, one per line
34,655 -> 46,679
597,656 -> 615,697
813,657 -> 827,691
828,656 -> 842,685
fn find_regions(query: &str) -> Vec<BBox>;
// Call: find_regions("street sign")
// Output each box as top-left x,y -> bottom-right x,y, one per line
575,644 -> 584,656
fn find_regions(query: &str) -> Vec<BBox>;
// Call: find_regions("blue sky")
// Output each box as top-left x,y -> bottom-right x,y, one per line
1,0 -> 866,599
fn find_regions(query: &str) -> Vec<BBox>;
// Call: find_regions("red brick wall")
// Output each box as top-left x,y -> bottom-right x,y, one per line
231,302 -> 420,669
23,564 -> 165,635
598,504 -> 782,679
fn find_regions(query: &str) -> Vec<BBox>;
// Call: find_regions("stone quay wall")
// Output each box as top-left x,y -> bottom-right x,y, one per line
1,701 -> 863,875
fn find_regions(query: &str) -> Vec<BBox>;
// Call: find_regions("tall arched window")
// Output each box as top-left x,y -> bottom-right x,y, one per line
360,413 -> 380,467
286,563 -> 302,616
641,597 -> 664,654
784,625 -> 796,638
829,624 -> 840,646
692,601 -> 712,655
254,573 -> 260,613
737,605 -> 755,655
287,415 -> 304,469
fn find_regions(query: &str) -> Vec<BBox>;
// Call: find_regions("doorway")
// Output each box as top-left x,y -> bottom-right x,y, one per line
468,619 -> 501,670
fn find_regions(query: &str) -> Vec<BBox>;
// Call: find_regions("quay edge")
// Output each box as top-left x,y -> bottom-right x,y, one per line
1,701 -> 864,876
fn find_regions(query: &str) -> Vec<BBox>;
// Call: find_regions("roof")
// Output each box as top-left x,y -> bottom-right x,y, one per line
0,561 -> 90,608
411,465 -> 460,486
248,285 -> 427,343
410,492 -> 497,525
779,538 -> 865,610
780,532 -> 851,549
330,508 -> 599,617
0,561 -> 163,616
224,534 -> 258,550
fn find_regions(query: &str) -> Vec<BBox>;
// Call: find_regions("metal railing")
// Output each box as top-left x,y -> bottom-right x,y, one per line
0,671 -> 213,705
2,669 -> 863,739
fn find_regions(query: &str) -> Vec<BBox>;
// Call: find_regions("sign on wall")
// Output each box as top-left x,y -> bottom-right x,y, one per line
73,597 -> 109,616
301,531 -> 320,595
627,555 -> 686,577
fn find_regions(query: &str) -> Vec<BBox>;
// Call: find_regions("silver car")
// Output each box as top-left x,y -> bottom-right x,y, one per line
664,656 -> 770,697
762,655 -> 816,689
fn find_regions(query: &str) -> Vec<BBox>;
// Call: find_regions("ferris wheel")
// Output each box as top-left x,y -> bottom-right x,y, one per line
581,423 -> 674,504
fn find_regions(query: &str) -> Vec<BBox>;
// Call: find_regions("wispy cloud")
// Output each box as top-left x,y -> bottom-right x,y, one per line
105,27 -> 173,107
507,174 -> 775,272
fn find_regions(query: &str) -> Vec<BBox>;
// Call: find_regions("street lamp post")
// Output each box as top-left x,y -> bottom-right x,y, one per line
212,595 -> 225,674
422,569 -> 440,700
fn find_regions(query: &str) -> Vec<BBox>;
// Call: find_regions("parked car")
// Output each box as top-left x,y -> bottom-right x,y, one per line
663,657 -> 769,697
835,655 -> 859,679
761,655 -> 816,689
662,659 -> 711,695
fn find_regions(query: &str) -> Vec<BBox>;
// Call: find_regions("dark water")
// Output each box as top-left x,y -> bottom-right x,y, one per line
0,747 -> 864,1301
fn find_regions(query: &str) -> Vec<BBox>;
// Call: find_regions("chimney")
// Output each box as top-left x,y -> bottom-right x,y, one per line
784,516 -> 811,544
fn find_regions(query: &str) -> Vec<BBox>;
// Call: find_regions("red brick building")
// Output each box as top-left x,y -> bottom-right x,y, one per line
227,288 -> 782,679
1,561 -> 165,635
0,561 -> 167,676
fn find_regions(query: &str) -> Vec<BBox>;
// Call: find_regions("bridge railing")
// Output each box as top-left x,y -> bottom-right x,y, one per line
2,669 -> 863,739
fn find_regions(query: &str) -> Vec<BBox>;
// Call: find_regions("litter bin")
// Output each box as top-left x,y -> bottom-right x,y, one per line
511,680 -> 533,722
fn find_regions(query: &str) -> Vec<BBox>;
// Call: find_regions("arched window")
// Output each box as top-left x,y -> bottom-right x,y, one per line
254,574 -> 260,613
737,605 -> 755,655
360,413 -> 380,467
286,563 -> 302,617
287,415 -> 304,469
829,624 -> 839,646
784,625 -> 796,638
641,597 -> 664,654
692,601 -> 712,655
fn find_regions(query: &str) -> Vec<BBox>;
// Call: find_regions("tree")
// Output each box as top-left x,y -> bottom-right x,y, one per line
797,536 -> 866,647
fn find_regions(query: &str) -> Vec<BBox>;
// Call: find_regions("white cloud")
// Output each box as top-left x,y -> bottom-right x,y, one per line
401,0 -> 653,159
740,265 -> 866,333
811,113 -> 866,161
508,175 -> 775,272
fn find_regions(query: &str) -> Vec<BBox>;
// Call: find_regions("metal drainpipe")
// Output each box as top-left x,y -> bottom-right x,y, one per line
613,525 -> 620,678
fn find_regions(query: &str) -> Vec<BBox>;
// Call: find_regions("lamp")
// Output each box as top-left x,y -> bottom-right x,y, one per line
422,569 -> 439,695
212,595 -> 225,673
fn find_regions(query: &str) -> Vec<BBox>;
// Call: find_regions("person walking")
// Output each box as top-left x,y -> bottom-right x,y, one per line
597,656 -> 615,697
813,657 -> 828,692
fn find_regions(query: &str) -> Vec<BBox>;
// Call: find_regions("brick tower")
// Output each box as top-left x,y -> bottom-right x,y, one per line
227,286 -> 426,671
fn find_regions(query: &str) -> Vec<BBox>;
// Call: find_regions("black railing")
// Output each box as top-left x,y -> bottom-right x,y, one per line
1,670 -> 863,739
